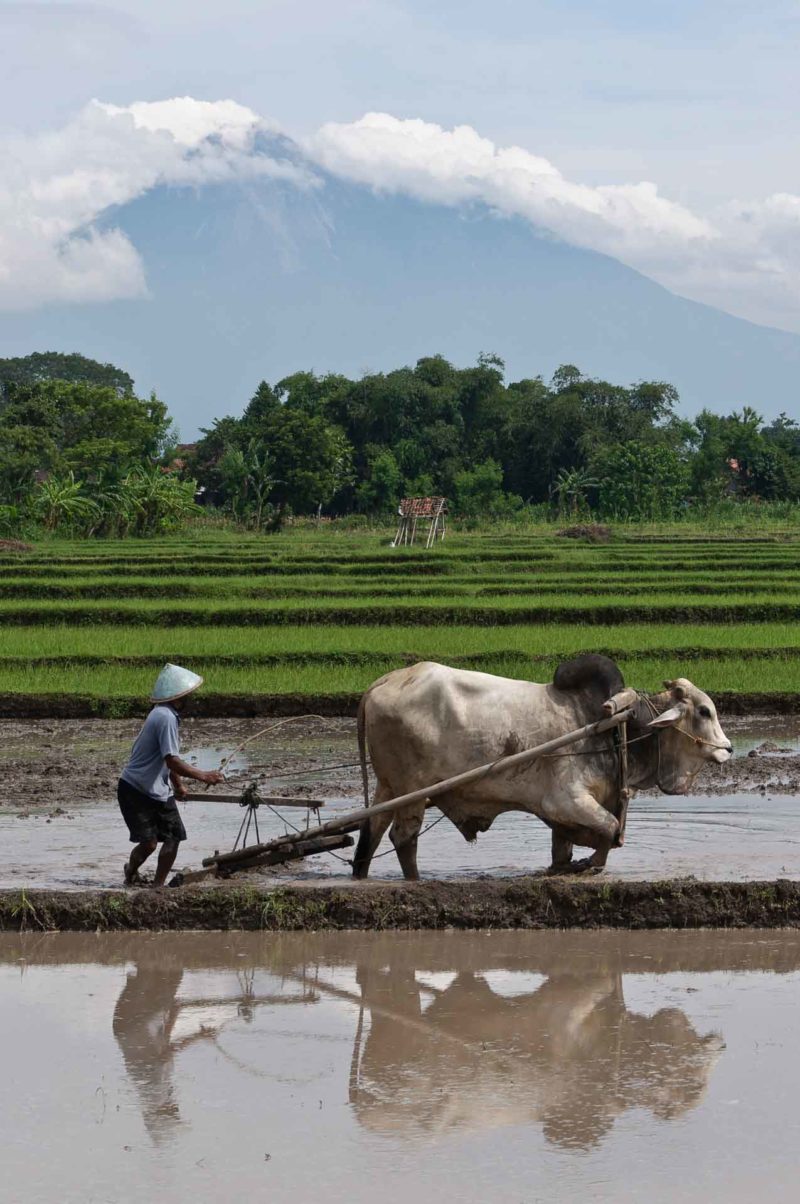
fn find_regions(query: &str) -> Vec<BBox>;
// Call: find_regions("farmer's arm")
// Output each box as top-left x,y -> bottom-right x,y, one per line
169,765 -> 188,799
165,754 -> 224,785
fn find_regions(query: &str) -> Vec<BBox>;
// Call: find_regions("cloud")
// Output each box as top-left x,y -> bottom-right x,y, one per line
0,97 -> 313,311
3,98 -> 800,330
96,97 -> 273,149
307,112 -> 713,262
307,112 -> 800,331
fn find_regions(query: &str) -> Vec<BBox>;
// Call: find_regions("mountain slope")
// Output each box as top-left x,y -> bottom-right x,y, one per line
1,170 -> 797,434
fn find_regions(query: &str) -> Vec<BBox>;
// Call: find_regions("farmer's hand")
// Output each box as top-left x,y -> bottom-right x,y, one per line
173,779 -> 189,800
200,770 -> 225,786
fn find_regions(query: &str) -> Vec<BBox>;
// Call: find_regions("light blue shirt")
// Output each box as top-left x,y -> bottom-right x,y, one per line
121,705 -> 181,803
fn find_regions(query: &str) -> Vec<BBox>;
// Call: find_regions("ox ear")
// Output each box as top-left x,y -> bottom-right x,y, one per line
649,704 -> 685,729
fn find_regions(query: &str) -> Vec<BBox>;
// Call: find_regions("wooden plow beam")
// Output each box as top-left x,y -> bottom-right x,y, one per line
184,793 -> 324,808
172,708 -> 634,886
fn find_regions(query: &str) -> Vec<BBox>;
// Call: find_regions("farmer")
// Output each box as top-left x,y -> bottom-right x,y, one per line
118,663 -> 224,887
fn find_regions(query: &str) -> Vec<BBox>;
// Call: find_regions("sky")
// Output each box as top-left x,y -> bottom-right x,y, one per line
2,1 -> 800,342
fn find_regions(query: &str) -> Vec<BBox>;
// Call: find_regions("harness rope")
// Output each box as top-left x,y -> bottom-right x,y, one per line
215,715 -> 351,779
259,794 -> 445,866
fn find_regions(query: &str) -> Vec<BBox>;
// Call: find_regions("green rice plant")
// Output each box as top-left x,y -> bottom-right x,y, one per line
3,620 -> 800,660
4,529 -> 799,705
0,653 -> 794,698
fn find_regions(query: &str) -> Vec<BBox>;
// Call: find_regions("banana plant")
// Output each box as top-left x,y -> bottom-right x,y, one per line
34,472 -> 99,533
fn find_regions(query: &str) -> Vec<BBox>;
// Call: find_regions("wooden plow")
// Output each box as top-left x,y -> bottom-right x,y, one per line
170,706 -> 634,887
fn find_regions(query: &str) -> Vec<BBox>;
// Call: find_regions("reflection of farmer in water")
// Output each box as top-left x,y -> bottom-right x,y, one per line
112,951 -> 214,1144
112,949 -> 317,1144
347,963 -> 724,1149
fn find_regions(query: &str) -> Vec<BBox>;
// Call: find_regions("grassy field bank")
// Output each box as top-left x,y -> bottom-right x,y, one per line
5,879 -> 800,931
2,527 -> 799,713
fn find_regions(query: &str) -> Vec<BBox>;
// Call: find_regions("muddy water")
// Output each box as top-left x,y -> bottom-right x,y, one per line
2,929 -> 800,1203
3,791 -> 800,888
1,715 -> 799,888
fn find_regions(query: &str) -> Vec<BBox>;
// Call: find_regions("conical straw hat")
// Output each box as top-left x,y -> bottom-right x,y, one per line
151,663 -> 204,704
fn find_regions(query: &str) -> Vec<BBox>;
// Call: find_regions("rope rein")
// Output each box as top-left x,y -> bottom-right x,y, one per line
215,715 -> 349,779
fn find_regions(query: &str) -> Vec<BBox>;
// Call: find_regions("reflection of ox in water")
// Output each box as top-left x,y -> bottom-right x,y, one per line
347,961 -> 724,1150
354,653 -> 733,879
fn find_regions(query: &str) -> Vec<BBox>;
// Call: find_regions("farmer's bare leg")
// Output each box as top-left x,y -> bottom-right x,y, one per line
126,839 -> 157,883
153,840 -> 180,887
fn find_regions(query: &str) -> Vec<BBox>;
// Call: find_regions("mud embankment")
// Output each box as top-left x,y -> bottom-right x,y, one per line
4,878 -> 800,932
0,692 -> 361,720
1,690 -> 800,720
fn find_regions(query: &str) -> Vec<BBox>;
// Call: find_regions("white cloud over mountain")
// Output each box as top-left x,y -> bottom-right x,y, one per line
0,98 -> 310,311
308,113 -> 713,262
309,113 -> 800,331
2,98 -> 800,331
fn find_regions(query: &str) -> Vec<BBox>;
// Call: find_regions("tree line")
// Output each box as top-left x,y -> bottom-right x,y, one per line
1,351 -> 799,534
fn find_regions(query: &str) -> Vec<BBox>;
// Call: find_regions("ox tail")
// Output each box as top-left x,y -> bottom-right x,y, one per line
357,689 -> 371,809
353,689 -> 376,880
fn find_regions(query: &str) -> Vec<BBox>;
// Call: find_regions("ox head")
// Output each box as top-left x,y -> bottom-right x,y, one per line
646,678 -> 732,793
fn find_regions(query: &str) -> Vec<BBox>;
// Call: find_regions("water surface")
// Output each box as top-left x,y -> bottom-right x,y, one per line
2,929 -> 800,1203
2,790 -> 799,888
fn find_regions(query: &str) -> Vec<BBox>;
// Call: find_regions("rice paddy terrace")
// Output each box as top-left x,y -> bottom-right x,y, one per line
3,529 -> 800,715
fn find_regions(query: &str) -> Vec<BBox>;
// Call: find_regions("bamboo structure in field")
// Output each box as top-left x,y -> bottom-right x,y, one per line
392,497 -> 447,548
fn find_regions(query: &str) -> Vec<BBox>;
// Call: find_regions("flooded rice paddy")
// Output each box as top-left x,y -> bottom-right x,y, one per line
3,791 -> 800,889
1,715 -> 799,888
2,928 -> 800,1203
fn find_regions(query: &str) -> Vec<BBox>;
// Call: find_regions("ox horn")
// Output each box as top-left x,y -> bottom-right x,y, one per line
663,679 -> 688,700
603,687 -> 639,715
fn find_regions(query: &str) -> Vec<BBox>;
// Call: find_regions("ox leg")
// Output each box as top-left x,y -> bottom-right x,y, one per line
542,790 -> 619,875
352,784 -> 393,880
389,806 -> 425,881
569,843 -> 613,874
548,824 -> 610,874
549,824 -> 575,873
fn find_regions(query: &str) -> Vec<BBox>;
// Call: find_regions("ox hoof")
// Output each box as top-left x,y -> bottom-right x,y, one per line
544,862 -> 574,877
571,857 -> 605,875
545,858 -> 605,876
546,858 -> 604,875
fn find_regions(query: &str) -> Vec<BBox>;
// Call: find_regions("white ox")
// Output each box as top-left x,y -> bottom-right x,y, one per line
353,654 -> 732,879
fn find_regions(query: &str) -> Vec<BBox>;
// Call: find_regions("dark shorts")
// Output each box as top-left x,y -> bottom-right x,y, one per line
117,778 -> 187,845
